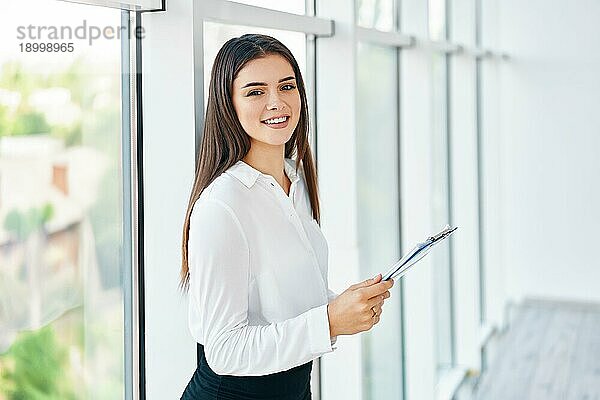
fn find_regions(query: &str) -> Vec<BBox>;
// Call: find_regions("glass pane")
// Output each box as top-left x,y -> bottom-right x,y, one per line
431,52 -> 453,376
428,0 -> 447,40
429,0 -> 453,379
0,0 -> 127,398
228,0 -> 305,15
203,22 -> 307,110
357,0 -> 395,32
356,42 -> 403,400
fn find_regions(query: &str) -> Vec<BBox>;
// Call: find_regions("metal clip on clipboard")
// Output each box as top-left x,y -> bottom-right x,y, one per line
381,225 -> 458,281
428,225 -> 458,243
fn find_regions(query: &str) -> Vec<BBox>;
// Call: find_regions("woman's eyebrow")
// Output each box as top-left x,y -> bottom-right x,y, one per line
241,76 -> 296,89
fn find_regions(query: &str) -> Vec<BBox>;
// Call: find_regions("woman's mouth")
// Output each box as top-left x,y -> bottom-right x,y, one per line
261,115 -> 290,129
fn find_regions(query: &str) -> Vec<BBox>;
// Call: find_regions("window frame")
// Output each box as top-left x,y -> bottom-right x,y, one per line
0,2 -> 139,399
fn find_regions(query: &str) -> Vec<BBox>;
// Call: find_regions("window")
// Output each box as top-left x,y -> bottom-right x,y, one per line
429,0 -> 455,377
428,0 -> 446,41
0,0 -> 130,397
356,41 -> 403,400
356,0 -> 396,31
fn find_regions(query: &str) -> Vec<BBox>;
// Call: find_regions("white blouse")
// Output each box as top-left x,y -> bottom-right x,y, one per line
187,157 -> 338,376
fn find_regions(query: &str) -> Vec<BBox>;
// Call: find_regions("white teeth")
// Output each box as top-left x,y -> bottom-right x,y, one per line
264,116 -> 287,124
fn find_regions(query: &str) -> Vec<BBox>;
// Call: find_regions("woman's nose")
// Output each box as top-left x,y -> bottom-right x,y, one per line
266,91 -> 285,110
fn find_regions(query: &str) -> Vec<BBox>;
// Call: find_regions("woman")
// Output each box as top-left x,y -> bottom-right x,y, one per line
180,33 -> 394,399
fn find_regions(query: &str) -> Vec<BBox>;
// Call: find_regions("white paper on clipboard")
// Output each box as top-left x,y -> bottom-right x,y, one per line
381,225 -> 458,281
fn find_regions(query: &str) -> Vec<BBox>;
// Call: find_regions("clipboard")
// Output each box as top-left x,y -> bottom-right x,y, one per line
381,225 -> 458,281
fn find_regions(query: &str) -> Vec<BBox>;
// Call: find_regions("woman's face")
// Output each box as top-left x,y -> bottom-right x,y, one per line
232,54 -> 301,148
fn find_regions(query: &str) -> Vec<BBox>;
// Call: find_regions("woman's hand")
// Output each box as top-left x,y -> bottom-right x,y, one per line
327,274 -> 393,337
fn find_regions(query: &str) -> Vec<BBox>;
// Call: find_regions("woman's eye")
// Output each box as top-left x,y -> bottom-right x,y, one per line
246,84 -> 295,96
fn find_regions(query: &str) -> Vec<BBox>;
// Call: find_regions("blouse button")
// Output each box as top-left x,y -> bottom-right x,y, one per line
270,182 -> 275,187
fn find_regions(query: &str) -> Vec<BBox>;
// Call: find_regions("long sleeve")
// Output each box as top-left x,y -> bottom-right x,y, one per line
327,288 -> 339,303
326,288 -> 339,348
188,198 -> 334,376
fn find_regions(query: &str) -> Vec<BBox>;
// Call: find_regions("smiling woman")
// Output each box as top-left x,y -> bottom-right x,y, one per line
179,34 -> 393,399
233,54 -> 302,175
180,33 -> 318,291
180,34 -> 327,400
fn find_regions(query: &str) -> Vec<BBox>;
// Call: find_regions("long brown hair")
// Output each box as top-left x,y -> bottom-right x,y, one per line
180,34 -> 320,290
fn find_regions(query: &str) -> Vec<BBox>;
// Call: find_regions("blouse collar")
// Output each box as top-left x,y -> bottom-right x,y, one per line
227,157 -> 301,189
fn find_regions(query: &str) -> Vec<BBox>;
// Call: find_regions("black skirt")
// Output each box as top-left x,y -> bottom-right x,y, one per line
181,344 -> 313,400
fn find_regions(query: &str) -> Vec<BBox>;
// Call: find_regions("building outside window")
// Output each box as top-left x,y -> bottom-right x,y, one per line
0,0 -> 129,397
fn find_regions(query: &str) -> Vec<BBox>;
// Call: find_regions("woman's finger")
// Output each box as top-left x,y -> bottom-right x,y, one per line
361,280 -> 394,299
349,274 -> 382,291
366,295 -> 385,309
371,305 -> 382,316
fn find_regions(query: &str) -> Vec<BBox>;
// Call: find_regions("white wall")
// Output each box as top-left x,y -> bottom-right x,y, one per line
493,0 -> 600,304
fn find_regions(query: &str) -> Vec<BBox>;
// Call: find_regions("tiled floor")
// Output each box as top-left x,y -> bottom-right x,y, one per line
474,298 -> 600,400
